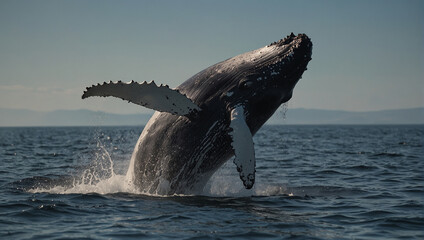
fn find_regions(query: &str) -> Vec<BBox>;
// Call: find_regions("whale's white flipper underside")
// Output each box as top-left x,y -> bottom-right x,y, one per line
82,81 -> 201,116
229,106 -> 255,189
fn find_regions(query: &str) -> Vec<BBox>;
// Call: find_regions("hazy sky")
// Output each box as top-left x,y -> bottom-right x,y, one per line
1,0 -> 423,114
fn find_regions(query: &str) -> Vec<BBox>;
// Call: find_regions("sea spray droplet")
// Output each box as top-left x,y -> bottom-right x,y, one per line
272,102 -> 289,124
280,102 -> 288,121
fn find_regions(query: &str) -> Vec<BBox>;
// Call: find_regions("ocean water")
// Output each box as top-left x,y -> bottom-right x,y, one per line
0,125 -> 423,239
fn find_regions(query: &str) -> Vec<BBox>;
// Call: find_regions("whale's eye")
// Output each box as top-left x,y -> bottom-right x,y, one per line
239,80 -> 253,90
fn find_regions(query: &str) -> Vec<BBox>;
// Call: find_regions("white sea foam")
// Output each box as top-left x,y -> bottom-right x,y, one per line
29,174 -> 137,195
203,161 -> 292,197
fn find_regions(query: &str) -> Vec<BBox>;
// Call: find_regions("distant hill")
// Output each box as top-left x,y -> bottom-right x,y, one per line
0,107 -> 423,127
0,108 -> 152,127
267,107 -> 424,125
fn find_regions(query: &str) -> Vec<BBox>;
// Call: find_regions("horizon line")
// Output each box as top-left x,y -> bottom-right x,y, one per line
1,106 -> 424,115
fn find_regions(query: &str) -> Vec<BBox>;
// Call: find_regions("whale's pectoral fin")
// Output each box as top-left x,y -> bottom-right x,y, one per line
82,81 -> 201,117
229,106 -> 255,189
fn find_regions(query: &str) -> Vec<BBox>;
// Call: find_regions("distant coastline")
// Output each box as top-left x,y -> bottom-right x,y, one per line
1,107 -> 423,127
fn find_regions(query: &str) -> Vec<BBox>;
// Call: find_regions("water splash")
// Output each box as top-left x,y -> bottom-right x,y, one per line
80,144 -> 115,186
203,161 -> 293,197
28,153 -> 295,197
27,125 -> 297,197
29,131 -> 139,195
27,144 -> 297,197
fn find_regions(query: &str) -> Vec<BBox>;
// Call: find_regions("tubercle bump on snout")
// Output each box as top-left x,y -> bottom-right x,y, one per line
268,32 -> 310,48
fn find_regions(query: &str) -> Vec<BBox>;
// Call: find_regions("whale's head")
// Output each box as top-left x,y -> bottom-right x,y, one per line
178,33 -> 312,132
220,33 -> 312,132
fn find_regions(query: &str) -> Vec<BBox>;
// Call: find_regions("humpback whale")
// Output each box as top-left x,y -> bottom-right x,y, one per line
82,33 -> 312,195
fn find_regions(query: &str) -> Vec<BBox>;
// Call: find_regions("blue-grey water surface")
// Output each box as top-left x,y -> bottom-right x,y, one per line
1,125 -> 423,239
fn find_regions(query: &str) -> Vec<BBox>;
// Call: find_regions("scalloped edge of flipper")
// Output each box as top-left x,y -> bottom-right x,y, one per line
82,80 -> 201,117
229,105 -> 256,189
